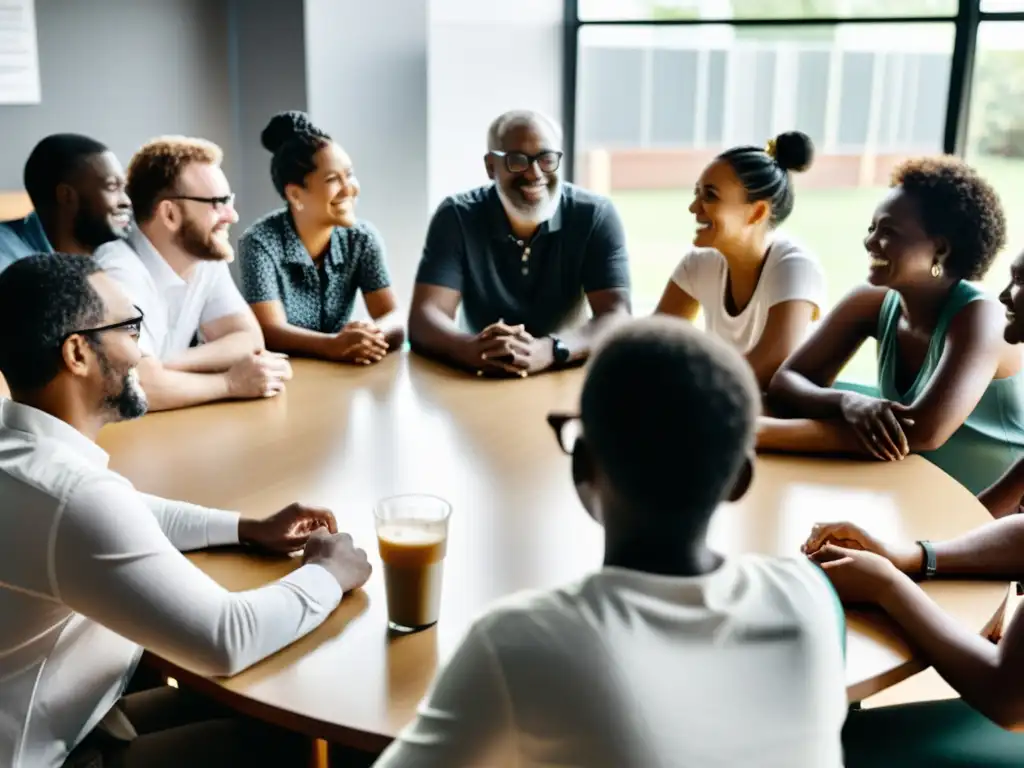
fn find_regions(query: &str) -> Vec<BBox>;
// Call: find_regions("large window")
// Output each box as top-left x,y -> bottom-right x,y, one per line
967,21 -> 1024,289
568,0 -> 1024,383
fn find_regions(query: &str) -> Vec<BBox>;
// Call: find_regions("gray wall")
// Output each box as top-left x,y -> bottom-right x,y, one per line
304,0 -> 430,301
226,0 -> 308,238
0,0 -> 233,188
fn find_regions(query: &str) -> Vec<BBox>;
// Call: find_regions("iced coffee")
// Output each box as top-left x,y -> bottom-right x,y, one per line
374,495 -> 452,631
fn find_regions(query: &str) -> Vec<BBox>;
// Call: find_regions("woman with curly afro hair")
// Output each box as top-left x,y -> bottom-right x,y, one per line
760,155 -> 1024,495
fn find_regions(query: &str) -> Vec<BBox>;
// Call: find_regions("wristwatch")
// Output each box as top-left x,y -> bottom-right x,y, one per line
917,540 -> 937,579
550,336 -> 570,366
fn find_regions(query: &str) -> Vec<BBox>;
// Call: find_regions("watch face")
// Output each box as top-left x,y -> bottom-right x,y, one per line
553,338 -> 570,363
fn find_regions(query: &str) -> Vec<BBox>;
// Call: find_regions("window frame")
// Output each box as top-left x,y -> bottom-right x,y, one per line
562,0 -> 1024,180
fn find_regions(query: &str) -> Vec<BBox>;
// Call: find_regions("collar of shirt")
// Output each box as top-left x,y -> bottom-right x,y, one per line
485,184 -> 564,243
0,399 -> 109,468
278,211 -> 346,270
597,557 -> 742,612
128,228 -> 187,291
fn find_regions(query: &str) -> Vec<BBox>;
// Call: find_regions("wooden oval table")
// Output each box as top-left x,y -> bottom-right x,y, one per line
98,355 -> 1009,755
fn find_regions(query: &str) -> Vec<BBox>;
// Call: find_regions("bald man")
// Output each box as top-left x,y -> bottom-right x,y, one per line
408,110 -> 632,378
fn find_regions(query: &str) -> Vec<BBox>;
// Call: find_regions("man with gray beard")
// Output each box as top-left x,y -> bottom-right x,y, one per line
409,110 -> 632,378
94,137 -> 292,411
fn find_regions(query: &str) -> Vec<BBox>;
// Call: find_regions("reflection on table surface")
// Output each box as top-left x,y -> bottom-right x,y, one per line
98,354 -> 1008,749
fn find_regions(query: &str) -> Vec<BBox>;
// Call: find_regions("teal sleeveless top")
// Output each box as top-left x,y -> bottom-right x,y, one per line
839,282 -> 1024,494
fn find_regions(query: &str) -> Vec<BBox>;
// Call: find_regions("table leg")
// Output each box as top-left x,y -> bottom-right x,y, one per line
310,738 -> 329,768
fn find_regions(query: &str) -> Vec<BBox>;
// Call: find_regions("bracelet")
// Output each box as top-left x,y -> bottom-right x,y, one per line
917,540 -> 937,579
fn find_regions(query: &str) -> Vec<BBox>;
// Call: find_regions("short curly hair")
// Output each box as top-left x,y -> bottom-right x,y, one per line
127,136 -> 223,223
890,156 -> 1007,281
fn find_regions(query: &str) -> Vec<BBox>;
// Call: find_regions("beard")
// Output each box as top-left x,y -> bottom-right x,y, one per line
176,215 -> 233,262
72,208 -> 125,251
496,176 -> 562,227
97,351 -> 148,421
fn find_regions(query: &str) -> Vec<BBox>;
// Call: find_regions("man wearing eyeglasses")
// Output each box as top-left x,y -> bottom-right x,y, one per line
375,318 -> 847,767
408,110 -> 631,378
93,136 -> 291,412
0,254 -> 372,767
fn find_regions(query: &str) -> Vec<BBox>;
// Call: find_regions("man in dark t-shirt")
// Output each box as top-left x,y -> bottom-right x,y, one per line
408,110 -> 632,377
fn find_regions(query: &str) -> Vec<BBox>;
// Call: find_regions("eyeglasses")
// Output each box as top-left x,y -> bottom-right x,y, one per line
490,150 -> 563,174
164,193 -> 236,210
61,306 -> 145,345
547,412 -> 582,454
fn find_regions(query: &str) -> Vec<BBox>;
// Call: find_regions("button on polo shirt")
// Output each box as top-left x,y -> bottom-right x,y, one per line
415,183 -> 630,337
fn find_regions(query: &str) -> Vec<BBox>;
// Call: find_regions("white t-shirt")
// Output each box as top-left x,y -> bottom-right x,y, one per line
375,554 -> 847,768
94,229 -> 249,361
671,234 -> 826,354
0,400 -> 342,767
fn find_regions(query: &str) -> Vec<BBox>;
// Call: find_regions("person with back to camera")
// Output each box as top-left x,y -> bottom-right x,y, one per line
238,111 -> 404,366
655,131 -> 826,392
762,156 -> 1024,496
373,317 -> 847,768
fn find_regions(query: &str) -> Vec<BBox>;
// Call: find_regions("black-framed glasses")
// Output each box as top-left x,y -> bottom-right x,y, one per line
164,193 -> 236,210
61,306 -> 145,345
490,150 -> 563,174
547,411 -> 582,454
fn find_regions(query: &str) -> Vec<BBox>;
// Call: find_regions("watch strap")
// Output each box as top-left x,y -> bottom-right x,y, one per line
917,540 -> 937,579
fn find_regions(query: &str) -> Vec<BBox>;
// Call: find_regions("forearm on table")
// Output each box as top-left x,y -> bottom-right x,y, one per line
898,515 -> 1024,578
57,485 -> 344,678
550,310 -> 629,364
767,369 -> 846,418
164,331 -> 261,373
141,493 -> 240,552
372,308 -> 406,351
879,574 -> 1018,726
261,321 -> 334,359
408,306 -> 475,369
138,358 -> 230,411
756,416 -> 872,457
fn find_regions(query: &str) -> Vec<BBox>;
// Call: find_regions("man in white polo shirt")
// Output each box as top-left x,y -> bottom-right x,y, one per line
374,318 -> 848,767
94,135 -> 291,412
0,253 -> 372,767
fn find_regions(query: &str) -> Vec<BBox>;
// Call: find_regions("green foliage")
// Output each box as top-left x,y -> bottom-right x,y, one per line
971,49 -> 1024,159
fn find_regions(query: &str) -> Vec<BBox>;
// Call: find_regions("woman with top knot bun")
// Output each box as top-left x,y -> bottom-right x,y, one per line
237,110 -> 404,365
655,130 -> 825,392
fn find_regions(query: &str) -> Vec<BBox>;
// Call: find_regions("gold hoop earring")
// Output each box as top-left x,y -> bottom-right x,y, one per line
931,262 -> 943,279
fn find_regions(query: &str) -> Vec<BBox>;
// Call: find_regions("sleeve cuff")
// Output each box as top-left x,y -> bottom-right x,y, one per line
205,511 -> 242,548
282,563 -> 344,612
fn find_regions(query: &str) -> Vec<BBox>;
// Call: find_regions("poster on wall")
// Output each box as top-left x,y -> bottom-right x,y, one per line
0,0 -> 41,104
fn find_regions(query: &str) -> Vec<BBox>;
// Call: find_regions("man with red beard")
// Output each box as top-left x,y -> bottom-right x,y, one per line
408,110 -> 631,378
95,137 -> 291,411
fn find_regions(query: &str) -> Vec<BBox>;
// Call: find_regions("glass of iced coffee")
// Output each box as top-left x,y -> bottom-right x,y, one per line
374,494 -> 452,632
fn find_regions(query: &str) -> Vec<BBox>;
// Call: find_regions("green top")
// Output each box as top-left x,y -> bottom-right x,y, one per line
868,281 -> 1024,494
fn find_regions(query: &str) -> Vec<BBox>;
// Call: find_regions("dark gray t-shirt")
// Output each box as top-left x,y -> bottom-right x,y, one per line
415,183 -> 630,337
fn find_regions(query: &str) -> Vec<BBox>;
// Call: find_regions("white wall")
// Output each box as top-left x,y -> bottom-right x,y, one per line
304,0 -> 430,302
427,0 -> 564,209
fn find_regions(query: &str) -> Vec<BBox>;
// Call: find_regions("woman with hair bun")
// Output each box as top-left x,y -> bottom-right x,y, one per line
656,130 -> 825,390
238,111 -> 403,365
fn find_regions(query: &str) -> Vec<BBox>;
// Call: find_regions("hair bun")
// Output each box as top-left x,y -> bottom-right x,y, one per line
260,111 -> 318,154
772,131 -> 815,173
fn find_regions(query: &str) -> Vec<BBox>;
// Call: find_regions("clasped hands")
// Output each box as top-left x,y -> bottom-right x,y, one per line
327,320 -> 390,365
838,391 -> 915,461
798,520 -> 1001,643
238,503 -> 372,594
470,319 -> 554,378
